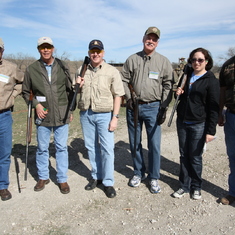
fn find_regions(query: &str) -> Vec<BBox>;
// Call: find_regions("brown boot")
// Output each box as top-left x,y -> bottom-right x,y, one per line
34,179 -> 50,192
0,189 -> 12,201
58,182 -> 70,194
220,195 -> 235,205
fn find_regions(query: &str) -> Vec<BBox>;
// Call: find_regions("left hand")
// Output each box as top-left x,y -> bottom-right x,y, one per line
157,107 -> 167,125
109,116 -> 118,132
70,113 -> 73,122
206,134 -> 216,143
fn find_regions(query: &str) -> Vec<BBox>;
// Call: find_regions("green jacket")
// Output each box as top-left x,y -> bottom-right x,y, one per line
22,58 -> 73,126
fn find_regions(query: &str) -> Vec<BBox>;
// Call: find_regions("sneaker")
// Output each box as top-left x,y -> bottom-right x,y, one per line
172,188 -> 186,198
192,190 -> 201,200
128,175 -> 141,187
220,195 -> 235,205
149,179 -> 161,194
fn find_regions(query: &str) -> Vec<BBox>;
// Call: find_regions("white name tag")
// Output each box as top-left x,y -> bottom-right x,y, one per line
149,71 -> 159,80
0,74 -> 10,83
36,96 -> 46,102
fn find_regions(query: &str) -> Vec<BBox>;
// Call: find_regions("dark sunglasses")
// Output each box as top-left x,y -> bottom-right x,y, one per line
191,58 -> 206,63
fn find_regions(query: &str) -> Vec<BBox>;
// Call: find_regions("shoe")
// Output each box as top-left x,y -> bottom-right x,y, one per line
58,182 -> 70,194
128,175 -> 142,187
149,179 -> 161,194
172,188 -> 186,198
191,190 -> 201,200
0,189 -> 12,201
34,179 -> 50,192
220,195 -> 235,205
85,179 -> 102,190
104,186 -> 116,198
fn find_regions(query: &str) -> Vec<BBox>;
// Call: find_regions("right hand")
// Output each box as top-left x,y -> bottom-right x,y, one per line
218,114 -> 225,126
76,76 -> 85,87
127,99 -> 134,110
176,87 -> 184,96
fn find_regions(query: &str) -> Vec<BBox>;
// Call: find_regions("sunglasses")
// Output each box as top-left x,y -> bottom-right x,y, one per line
38,45 -> 54,50
89,49 -> 103,54
191,58 -> 206,63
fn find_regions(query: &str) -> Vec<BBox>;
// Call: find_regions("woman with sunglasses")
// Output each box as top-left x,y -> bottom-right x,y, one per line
172,47 -> 220,200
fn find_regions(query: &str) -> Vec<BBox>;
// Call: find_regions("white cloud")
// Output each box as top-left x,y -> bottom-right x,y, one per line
0,0 -> 235,63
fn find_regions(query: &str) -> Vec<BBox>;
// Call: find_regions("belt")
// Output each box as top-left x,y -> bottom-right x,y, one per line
0,108 -> 11,114
138,100 -> 157,104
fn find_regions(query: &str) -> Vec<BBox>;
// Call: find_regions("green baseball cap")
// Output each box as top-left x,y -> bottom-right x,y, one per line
145,27 -> 160,38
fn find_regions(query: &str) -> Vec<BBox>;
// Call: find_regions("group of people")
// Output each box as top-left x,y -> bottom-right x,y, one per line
0,26 -> 235,205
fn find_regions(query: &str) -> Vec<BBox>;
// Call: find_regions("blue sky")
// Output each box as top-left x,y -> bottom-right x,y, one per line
1,0 -> 234,64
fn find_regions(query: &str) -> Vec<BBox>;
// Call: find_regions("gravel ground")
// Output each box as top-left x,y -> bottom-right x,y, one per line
1,108 -> 235,235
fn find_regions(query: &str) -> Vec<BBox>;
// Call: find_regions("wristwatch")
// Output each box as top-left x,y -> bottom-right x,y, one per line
113,114 -> 119,118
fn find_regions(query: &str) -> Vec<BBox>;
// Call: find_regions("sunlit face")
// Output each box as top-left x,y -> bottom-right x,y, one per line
88,48 -> 104,67
0,47 -> 4,61
191,52 -> 208,74
143,33 -> 159,55
38,43 -> 54,64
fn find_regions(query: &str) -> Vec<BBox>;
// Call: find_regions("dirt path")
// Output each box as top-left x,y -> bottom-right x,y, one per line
1,109 -> 235,235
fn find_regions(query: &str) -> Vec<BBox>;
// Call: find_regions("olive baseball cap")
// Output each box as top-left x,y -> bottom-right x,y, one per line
89,39 -> 104,50
37,37 -> 54,47
145,27 -> 160,38
0,38 -> 4,49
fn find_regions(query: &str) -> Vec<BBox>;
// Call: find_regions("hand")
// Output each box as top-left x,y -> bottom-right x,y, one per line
176,87 -> 184,96
76,76 -> 85,87
35,103 -> 48,119
127,99 -> 134,110
157,107 -> 167,125
108,117 -> 118,132
206,134 -> 216,143
218,114 -> 225,126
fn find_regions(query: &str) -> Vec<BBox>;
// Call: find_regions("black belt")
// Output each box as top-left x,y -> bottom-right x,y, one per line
138,100 -> 157,104
0,108 -> 11,114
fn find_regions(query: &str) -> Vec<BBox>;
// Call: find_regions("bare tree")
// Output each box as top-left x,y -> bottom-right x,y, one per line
4,53 -> 36,72
218,46 -> 235,63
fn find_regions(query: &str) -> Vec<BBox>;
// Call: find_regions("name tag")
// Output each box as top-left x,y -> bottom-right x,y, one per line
0,74 -> 10,83
149,71 -> 159,80
36,96 -> 46,102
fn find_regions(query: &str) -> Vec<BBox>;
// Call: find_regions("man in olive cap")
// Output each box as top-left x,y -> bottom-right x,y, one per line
121,27 -> 173,194
0,38 -> 24,201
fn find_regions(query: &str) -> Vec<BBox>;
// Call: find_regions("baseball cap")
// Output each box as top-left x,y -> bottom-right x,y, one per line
37,37 -> 54,47
0,38 -> 4,49
89,40 -> 104,50
145,27 -> 160,38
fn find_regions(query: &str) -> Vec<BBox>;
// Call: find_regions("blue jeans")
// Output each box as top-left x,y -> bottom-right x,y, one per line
36,124 -> 69,183
80,110 -> 115,187
0,111 -> 12,190
177,118 -> 206,192
126,101 -> 161,179
224,110 -> 235,197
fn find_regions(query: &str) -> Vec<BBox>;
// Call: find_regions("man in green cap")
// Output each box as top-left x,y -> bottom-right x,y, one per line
121,27 -> 173,194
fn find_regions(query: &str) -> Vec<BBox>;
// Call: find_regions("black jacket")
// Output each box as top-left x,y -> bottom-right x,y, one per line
176,69 -> 219,135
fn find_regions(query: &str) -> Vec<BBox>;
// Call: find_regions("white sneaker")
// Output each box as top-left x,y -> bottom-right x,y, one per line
149,179 -> 161,193
172,188 -> 186,198
192,190 -> 201,200
128,175 -> 141,187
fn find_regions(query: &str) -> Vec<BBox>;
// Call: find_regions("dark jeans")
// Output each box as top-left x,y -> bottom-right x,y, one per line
176,118 -> 206,192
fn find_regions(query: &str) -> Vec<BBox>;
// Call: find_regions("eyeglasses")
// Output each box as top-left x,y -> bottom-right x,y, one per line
191,58 -> 206,63
89,49 -> 103,54
38,45 -> 54,50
